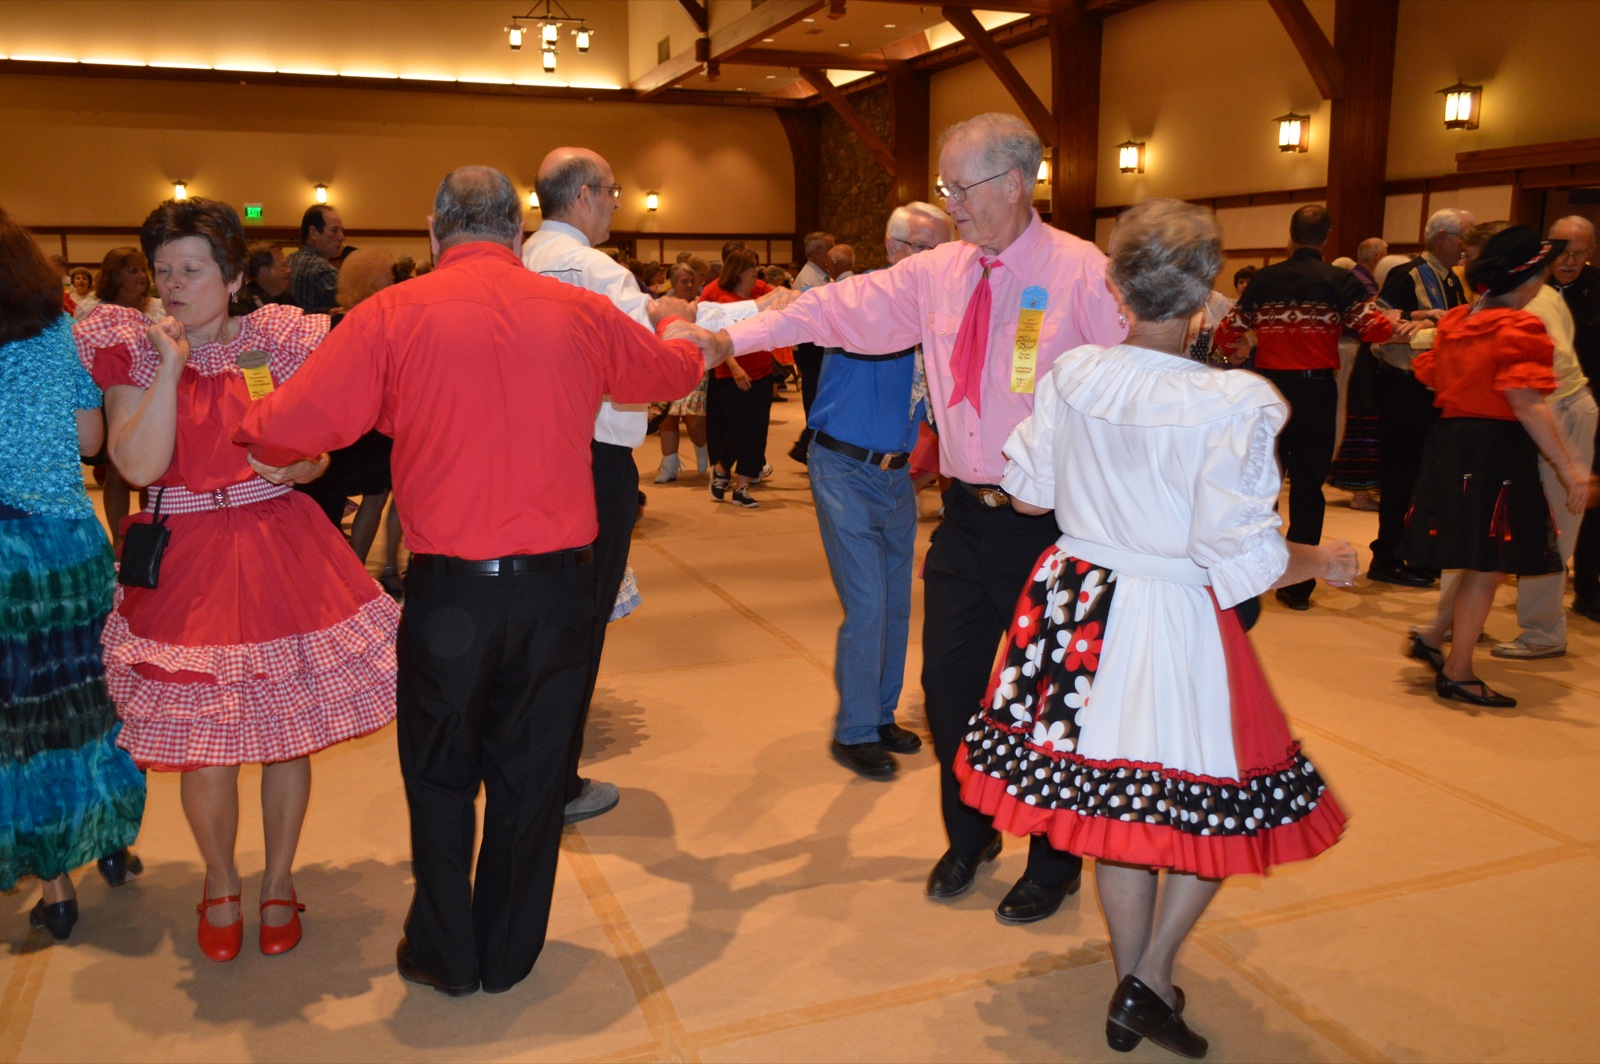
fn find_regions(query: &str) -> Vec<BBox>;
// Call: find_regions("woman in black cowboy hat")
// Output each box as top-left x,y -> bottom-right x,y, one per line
1403,225 -> 1599,707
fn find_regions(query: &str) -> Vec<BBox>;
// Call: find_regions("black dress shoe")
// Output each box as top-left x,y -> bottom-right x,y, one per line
876,723 -> 923,754
1367,563 -> 1435,587
1273,588 -> 1310,611
995,874 -> 1080,924
30,898 -> 78,941
925,834 -> 1002,899
1407,631 -> 1445,672
1108,985 -> 1185,1052
1573,598 -> 1600,622
97,848 -> 143,888
1436,674 -> 1516,707
1108,975 -> 1207,1058
396,938 -> 478,997
830,739 -> 897,780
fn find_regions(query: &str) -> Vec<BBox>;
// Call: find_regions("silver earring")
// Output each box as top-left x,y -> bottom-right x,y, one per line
1117,312 -> 1128,328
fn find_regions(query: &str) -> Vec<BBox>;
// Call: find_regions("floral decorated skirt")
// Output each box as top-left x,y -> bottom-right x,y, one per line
955,544 -> 1345,878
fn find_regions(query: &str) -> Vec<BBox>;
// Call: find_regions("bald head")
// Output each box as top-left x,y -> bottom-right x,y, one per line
535,146 -> 614,225
827,244 -> 855,279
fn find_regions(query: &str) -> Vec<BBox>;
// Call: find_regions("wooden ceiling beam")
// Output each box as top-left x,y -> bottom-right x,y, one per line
676,0 -> 709,33
873,0 -> 1051,13
1265,0 -> 1345,99
940,6 -> 1056,147
632,0 -> 825,98
799,67 -> 897,176
723,48 -> 888,72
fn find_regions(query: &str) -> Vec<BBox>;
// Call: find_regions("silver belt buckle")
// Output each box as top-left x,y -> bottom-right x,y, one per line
976,487 -> 1009,508
212,488 -> 229,509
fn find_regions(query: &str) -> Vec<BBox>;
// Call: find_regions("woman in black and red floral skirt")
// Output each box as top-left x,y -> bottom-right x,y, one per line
955,199 -> 1356,1059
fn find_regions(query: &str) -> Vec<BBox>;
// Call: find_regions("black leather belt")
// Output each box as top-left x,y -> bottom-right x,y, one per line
813,431 -> 911,471
409,548 -> 594,574
952,480 -> 1012,508
1258,368 -> 1336,379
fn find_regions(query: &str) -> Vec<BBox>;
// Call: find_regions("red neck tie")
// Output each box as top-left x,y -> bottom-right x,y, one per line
947,256 -> 1003,415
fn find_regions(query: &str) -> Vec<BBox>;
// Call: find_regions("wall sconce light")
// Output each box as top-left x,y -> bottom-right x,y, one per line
172,181 -> 188,201
646,191 -> 660,212
1116,140 -> 1146,174
541,48 -> 557,72
574,26 -> 592,52
1036,160 -> 1049,184
529,190 -> 540,211
314,183 -> 328,205
1274,112 -> 1309,153
1439,81 -> 1481,130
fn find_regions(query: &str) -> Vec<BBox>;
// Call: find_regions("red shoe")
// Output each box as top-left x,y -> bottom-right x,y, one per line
196,879 -> 243,962
259,893 -> 306,956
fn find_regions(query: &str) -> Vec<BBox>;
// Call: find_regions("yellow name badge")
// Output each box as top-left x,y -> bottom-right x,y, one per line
235,349 -> 275,401
1009,286 -> 1049,394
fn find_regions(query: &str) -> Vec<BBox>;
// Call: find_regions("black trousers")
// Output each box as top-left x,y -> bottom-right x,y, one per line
397,555 -> 598,990
706,374 -> 774,479
922,484 -> 1083,885
793,342 -> 824,451
1259,371 -> 1337,600
1371,363 -> 1440,569
1573,419 -> 1600,608
564,440 -> 640,804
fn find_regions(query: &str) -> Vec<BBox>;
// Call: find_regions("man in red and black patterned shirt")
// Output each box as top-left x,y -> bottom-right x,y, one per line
1214,205 -> 1406,609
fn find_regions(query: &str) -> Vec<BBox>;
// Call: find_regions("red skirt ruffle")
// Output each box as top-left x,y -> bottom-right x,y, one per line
105,491 -> 399,769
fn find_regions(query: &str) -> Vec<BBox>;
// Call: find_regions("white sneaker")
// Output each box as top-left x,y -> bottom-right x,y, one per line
751,463 -> 774,483
653,454 -> 680,483
1490,640 -> 1566,659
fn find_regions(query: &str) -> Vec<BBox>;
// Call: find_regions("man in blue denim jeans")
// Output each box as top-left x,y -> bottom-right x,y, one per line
809,202 -> 955,779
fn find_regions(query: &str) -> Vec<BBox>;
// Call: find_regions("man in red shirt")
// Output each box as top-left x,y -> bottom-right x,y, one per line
235,166 -> 716,997
1215,205 -> 1406,609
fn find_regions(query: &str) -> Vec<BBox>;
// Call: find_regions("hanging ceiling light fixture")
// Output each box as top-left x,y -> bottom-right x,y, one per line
506,1 -> 594,71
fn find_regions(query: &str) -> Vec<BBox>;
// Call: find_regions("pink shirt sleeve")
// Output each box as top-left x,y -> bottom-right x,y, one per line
723,258 -> 929,357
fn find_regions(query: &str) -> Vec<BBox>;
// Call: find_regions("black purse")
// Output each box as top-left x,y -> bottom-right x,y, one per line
117,488 -> 171,589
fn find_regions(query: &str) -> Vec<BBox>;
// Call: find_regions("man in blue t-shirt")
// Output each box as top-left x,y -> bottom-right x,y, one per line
809,202 -> 955,780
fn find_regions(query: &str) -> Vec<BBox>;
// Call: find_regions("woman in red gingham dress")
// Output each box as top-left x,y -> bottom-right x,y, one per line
74,198 -> 398,963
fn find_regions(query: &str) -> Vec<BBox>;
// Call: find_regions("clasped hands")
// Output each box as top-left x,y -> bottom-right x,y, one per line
247,452 -> 331,485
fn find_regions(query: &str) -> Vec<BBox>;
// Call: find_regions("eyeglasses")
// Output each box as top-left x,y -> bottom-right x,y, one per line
586,183 -> 623,202
889,235 -> 936,253
1557,246 -> 1593,261
935,172 -> 1007,204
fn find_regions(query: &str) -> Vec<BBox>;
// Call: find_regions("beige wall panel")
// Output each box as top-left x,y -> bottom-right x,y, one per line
1387,0 -> 1600,180
926,38 -> 1053,183
0,74 -> 793,234
1383,192 -> 1426,246
1452,184 -> 1514,226
1214,201 -> 1323,250
1095,0 -> 1330,205
628,0 -> 701,84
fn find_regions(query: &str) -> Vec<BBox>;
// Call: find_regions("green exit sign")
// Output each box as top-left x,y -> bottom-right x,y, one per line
243,203 -> 264,224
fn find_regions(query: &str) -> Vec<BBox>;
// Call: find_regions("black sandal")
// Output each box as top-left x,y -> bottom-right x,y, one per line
1436,674 -> 1516,707
1408,631 -> 1445,672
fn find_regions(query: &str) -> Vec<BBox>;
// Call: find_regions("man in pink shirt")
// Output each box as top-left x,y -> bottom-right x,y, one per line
712,113 -> 1125,924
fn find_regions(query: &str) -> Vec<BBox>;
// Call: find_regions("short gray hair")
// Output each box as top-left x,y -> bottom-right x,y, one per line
937,113 -> 1042,190
886,201 -> 954,243
1424,208 -> 1473,243
1108,198 -> 1222,324
433,166 -> 521,244
1356,237 -> 1387,267
666,262 -> 695,285
803,231 -> 834,257
537,155 -> 603,219
1551,214 -> 1596,241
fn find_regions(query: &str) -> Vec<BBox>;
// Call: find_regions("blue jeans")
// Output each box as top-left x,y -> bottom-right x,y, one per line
808,439 -> 917,745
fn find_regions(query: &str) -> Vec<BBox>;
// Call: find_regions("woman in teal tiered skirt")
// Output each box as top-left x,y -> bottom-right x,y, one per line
1,208 -> 145,940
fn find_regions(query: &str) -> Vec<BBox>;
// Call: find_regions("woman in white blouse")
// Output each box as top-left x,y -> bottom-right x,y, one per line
955,199 -> 1356,1059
